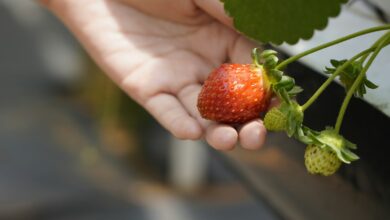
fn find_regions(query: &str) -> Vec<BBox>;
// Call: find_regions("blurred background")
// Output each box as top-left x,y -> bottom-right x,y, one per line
0,1 -> 389,220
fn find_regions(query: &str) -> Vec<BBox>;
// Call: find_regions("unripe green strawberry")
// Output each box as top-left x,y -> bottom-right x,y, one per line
263,107 -> 287,131
304,144 -> 342,176
263,101 -> 302,137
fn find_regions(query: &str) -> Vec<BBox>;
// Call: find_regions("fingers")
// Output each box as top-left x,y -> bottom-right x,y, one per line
228,35 -> 259,64
38,0 -> 51,6
238,119 -> 267,150
177,84 -> 210,128
177,83 -> 268,151
120,0 -> 212,25
204,119 -> 267,151
268,96 -> 281,109
205,124 -> 238,151
146,83 -> 269,150
177,84 -> 238,151
194,0 -> 233,27
195,0 -> 260,65
144,93 -> 203,140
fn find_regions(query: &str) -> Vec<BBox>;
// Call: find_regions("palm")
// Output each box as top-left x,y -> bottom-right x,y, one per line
48,0 -> 267,150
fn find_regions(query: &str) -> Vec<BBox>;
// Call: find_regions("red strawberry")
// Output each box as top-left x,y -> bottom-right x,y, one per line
197,64 -> 271,124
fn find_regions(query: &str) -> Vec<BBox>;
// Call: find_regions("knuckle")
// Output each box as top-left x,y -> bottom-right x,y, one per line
122,76 -> 146,99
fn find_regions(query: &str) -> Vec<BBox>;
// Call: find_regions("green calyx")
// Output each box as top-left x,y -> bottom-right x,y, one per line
283,101 -> 303,137
325,59 -> 378,97
252,48 -> 279,70
252,48 -> 303,102
254,49 -> 305,137
305,127 -> 359,164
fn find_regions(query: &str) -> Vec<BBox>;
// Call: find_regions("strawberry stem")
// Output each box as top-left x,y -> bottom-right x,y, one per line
275,24 -> 390,70
301,47 -> 374,111
335,32 -> 390,133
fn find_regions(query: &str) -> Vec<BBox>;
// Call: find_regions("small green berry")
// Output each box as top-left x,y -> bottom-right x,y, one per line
304,144 -> 342,176
264,108 -> 287,131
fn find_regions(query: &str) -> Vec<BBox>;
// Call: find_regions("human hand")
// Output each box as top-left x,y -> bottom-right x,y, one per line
42,0 -> 269,150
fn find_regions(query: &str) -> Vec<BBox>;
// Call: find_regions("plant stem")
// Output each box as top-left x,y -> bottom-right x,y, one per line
276,24 -> 390,70
301,48 -> 374,111
334,33 -> 390,132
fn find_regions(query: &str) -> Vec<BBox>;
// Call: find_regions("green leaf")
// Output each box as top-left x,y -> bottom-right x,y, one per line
222,0 -> 347,44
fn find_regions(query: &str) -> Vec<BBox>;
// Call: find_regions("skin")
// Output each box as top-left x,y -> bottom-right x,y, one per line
41,0 -> 268,150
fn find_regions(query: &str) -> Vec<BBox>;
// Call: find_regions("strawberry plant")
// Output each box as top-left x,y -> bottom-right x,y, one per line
198,1 -> 390,176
